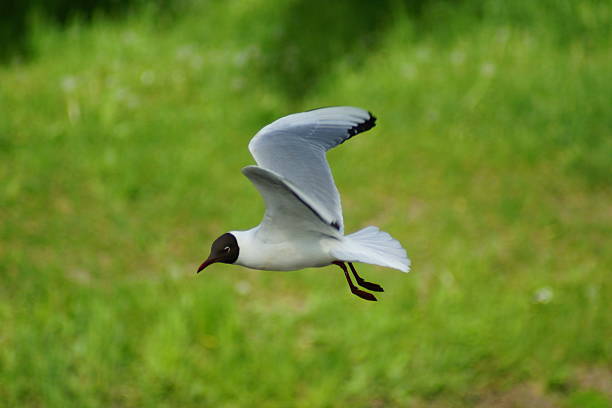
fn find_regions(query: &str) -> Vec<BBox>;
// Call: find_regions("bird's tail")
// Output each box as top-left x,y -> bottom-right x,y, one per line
331,226 -> 410,272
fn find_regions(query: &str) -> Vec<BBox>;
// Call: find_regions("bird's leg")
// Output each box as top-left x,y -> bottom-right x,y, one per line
348,262 -> 384,292
333,261 -> 377,301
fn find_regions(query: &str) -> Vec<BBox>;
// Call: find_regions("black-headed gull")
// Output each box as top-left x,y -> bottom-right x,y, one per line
197,107 -> 410,301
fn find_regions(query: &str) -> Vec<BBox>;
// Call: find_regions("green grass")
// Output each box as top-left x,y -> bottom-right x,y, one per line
1,0 -> 611,406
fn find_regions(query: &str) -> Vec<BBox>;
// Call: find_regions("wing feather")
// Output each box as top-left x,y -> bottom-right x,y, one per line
248,106 -> 376,233
241,166 -> 340,241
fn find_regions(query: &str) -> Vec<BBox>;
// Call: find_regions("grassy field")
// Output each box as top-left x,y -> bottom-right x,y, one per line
1,0 -> 611,406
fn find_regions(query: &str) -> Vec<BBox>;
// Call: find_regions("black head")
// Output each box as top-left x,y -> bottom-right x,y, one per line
197,233 -> 239,272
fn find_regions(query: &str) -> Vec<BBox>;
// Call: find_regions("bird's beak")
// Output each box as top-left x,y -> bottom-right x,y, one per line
197,256 -> 220,273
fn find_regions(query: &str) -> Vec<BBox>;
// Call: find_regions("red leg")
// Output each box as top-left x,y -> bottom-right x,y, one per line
333,261 -> 377,301
348,262 -> 384,292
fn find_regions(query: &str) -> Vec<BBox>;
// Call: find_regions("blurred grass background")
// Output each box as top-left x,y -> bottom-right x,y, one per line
1,0 -> 611,406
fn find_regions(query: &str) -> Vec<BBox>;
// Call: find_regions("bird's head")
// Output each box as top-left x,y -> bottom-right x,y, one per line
197,232 -> 240,272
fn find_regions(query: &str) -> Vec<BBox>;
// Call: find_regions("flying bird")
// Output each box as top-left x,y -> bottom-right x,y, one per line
197,106 -> 410,301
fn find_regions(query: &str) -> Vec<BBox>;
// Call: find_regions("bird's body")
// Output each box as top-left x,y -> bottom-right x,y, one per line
231,227 -> 337,271
198,106 -> 410,301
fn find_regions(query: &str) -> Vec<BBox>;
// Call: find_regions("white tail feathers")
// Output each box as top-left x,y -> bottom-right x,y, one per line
331,226 -> 410,272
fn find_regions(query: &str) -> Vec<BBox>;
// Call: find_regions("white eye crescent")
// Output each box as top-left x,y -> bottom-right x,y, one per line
224,246 -> 230,252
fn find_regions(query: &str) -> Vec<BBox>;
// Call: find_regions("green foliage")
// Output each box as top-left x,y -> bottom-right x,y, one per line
1,0 -> 611,406
0,0 -> 183,61
567,390 -> 611,408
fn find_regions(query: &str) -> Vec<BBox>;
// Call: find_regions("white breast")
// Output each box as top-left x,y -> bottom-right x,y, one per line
231,228 -> 337,271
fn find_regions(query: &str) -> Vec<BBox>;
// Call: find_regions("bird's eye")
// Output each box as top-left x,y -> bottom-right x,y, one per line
224,246 -> 230,252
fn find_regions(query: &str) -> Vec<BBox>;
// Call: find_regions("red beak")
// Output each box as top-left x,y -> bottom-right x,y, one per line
197,257 -> 219,273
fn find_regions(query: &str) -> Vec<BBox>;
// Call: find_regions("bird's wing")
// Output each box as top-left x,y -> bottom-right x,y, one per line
242,166 -> 340,241
248,106 -> 376,233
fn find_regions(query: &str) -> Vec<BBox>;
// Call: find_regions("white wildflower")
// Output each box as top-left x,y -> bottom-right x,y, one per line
534,286 -> 554,304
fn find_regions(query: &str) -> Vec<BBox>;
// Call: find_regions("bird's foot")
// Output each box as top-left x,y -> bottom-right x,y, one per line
356,279 -> 384,292
351,287 -> 378,301
347,262 -> 384,292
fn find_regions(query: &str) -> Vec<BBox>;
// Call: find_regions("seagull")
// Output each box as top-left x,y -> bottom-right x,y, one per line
197,106 -> 410,301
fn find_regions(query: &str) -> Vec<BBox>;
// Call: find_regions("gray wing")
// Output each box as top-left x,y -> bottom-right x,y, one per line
248,106 -> 376,233
242,166 -> 340,241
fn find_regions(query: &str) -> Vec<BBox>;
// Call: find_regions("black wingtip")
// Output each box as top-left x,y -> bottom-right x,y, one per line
347,112 -> 377,137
